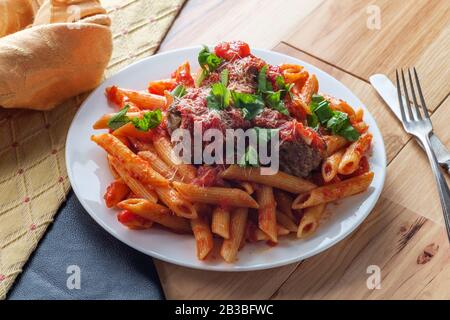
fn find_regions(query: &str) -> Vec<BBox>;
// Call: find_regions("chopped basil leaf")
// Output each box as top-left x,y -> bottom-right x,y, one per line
338,125 -> 360,141
231,91 -> 265,120
275,75 -> 294,99
258,65 -> 269,94
198,45 -> 222,73
107,105 -> 162,131
314,100 -> 334,124
326,111 -> 349,134
265,91 -> 289,116
220,69 -> 229,87
170,84 -> 186,98
311,94 -> 324,103
207,82 -> 231,110
107,105 -> 130,130
308,94 -> 360,141
307,113 -> 319,129
130,109 -> 162,131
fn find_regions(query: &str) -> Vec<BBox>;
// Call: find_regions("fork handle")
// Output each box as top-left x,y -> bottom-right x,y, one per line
418,134 -> 450,241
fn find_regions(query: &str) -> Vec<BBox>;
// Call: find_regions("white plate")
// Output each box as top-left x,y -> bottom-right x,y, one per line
66,46 -> 386,271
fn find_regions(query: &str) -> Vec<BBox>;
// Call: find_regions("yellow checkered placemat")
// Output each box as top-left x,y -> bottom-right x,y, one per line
0,0 -> 185,299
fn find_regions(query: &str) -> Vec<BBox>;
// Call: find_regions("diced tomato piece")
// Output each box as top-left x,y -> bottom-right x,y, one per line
171,61 -> 194,87
104,180 -> 130,208
214,41 -> 251,61
117,210 -> 152,230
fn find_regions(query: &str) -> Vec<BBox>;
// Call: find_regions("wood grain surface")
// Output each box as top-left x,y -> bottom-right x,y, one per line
155,0 -> 450,299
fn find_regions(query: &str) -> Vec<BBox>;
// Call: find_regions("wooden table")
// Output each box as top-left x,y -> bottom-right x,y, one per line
156,0 -> 450,299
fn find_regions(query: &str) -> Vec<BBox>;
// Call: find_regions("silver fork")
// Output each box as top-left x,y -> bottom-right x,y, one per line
396,68 -> 450,241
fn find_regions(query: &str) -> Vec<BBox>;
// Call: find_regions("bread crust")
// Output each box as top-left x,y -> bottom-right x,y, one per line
0,22 -> 112,110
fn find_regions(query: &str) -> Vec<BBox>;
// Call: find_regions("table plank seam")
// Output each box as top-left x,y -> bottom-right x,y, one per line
280,41 -> 369,83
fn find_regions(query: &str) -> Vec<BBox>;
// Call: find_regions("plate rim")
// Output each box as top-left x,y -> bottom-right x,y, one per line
66,45 -> 387,272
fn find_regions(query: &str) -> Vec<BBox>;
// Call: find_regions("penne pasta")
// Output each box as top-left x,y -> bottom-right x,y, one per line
117,198 -> 190,233
338,133 -> 373,175
323,135 -> 349,155
153,135 -> 197,183
112,122 -> 154,141
220,208 -> 248,263
173,182 -> 259,209
273,189 -> 295,221
220,165 -> 316,194
155,186 -> 197,219
246,221 -> 290,242
211,206 -> 231,239
104,179 -> 130,208
148,78 -> 177,96
106,86 -> 166,110
238,181 -> 254,195
297,204 -> 326,238
139,151 -> 179,181
109,155 -> 158,203
92,134 -> 168,187
299,74 -> 318,105
276,210 -> 297,233
322,149 -> 345,183
93,111 -> 145,129
292,172 -> 374,209
256,185 -> 277,243
191,215 -> 214,260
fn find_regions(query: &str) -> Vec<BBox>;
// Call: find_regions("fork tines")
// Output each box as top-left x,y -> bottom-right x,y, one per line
395,67 -> 430,123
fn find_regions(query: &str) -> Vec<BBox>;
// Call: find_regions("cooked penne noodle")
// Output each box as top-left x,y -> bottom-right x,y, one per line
220,165 -> 316,194
155,186 -> 197,219
297,204 -> 326,238
292,172 -> 374,209
112,122 -> 154,141
276,211 -> 297,233
107,156 -> 120,179
220,208 -> 248,263
322,149 -> 345,183
273,189 -> 295,221
238,181 -> 254,194
246,222 -> 290,242
117,198 -> 190,233
148,78 -> 176,96
92,134 -> 168,187
109,155 -> 158,203
138,151 -> 178,181
106,86 -> 166,110
211,206 -> 231,239
153,135 -> 197,183
93,111 -> 145,129
338,133 -> 373,175
129,138 -> 156,153
354,108 -> 364,122
256,185 -> 277,242
173,182 -> 259,209
104,179 -> 130,208
191,215 -> 214,260
353,121 -> 369,134
325,94 -> 356,117
323,135 -> 348,155
299,74 -> 318,105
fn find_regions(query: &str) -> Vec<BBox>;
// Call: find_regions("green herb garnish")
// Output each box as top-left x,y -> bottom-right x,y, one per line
307,95 -> 360,141
207,82 -> 231,110
231,91 -> 265,120
256,65 -> 290,116
107,105 -> 162,131
107,105 -> 130,130
170,84 -> 186,98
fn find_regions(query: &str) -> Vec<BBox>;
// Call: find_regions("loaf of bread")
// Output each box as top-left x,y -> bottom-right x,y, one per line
34,0 -> 110,26
0,0 -> 113,110
0,22 -> 112,110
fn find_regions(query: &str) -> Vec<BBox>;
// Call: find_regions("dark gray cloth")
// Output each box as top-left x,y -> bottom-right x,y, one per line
8,191 -> 164,300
